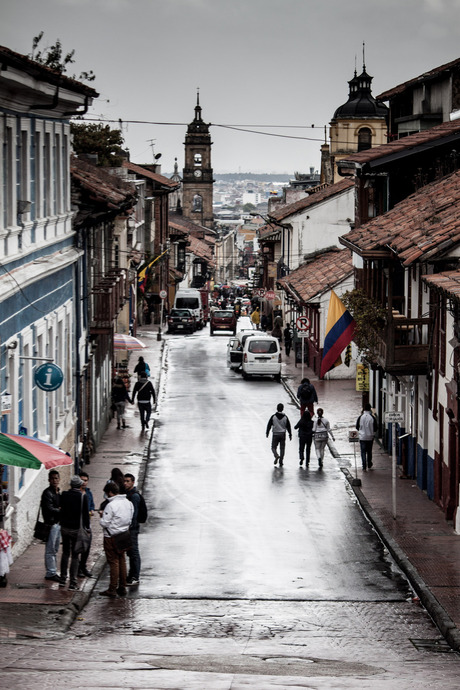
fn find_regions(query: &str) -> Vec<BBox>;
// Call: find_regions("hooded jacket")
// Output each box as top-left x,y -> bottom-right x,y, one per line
266,412 -> 292,437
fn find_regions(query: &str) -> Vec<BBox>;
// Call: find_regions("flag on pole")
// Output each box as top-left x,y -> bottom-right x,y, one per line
320,290 -> 356,378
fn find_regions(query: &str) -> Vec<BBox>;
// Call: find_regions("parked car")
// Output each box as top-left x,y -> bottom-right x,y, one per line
174,288 -> 205,328
228,333 -> 281,380
226,330 -> 257,369
210,309 -> 237,335
167,308 -> 196,334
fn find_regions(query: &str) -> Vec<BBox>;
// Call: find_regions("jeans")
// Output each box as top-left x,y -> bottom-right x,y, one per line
272,433 -> 286,461
45,523 -> 61,577
60,527 -> 79,584
137,402 -> 152,428
79,529 -> 92,571
299,435 -> 312,463
360,439 -> 374,469
127,527 -> 141,580
103,536 -> 127,594
115,402 -> 125,425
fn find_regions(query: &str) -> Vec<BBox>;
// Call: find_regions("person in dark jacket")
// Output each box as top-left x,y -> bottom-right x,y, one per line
131,373 -> 156,432
266,403 -> 292,467
124,473 -> 141,585
112,376 -> 130,429
59,476 -> 89,591
78,471 -> 95,578
296,378 -> 318,416
294,410 -> 313,467
283,325 -> 293,357
134,356 -> 150,380
41,469 -> 61,582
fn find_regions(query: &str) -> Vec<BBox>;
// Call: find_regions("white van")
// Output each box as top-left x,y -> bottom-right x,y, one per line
240,334 -> 281,381
174,289 -> 204,329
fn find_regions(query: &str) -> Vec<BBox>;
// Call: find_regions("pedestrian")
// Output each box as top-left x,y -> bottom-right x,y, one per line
112,376 -> 130,429
131,373 -> 156,432
134,356 -> 150,380
312,408 -> 335,469
296,377 -> 318,417
41,470 -> 62,582
78,471 -> 95,578
283,324 -> 293,356
294,410 -> 313,467
110,467 -> 127,494
261,313 -> 268,331
271,323 -> 282,346
251,307 -> 260,330
356,403 -> 378,471
124,473 -> 142,586
59,476 -> 90,591
99,481 -> 134,598
266,403 -> 292,467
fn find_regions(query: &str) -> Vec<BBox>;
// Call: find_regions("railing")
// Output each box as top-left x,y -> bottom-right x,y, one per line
375,314 -> 431,374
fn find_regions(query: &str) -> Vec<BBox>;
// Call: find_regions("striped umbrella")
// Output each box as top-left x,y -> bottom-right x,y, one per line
0,433 -> 73,470
113,333 -> 146,351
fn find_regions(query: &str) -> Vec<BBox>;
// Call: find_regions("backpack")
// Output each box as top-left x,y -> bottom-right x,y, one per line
129,490 -> 148,523
145,363 -> 150,377
300,382 -> 312,400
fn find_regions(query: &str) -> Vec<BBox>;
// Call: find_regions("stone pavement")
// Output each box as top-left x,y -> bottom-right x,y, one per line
1,323 -> 460,653
281,349 -> 460,650
0,324 -> 164,637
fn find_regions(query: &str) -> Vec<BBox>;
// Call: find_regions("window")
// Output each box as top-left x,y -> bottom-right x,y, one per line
194,153 -> 202,166
358,127 -> 372,151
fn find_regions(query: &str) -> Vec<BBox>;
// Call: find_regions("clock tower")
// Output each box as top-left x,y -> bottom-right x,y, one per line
182,93 -> 214,228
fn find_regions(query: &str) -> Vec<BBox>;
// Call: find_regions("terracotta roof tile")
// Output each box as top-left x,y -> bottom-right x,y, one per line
339,119 -> 460,167
270,179 -> 354,221
278,248 -> 353,302
122,161 -> 179,189
422,270 -> 460,301
377,56 -> 460,101
187,234 -> 215,267
71,156 -> 136,210
340,169 -> 460,266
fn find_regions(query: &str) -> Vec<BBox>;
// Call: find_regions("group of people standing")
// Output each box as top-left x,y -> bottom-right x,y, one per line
40,466 -> 144,597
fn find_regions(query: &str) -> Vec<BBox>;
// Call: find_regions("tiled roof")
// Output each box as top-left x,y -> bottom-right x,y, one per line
71,156 -> 136,210
338,120 -> 460,167
422,271 -> 460,301
122,161 -> 179,189
278,248 -> 353,302
377,56 -> 460,101
187,234 -> 215,267
168,221 -> 188,238
270,179 -> 354,221
0,45 -> 98,97
258,223 -> 281,241
340,169 -> 460,266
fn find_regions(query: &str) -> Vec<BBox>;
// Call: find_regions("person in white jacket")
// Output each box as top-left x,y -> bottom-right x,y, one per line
99,482 -> 134,598
312,408 -> 335,468
356,403 -> 378,471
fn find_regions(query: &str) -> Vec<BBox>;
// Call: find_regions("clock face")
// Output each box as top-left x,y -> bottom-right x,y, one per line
194,169 -> 202,178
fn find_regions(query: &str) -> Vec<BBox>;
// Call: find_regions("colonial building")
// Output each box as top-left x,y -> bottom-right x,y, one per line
182,95 -> 214,229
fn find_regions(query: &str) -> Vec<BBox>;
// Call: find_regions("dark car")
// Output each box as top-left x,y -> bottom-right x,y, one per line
167,308 -> 196,334
210,310 -> 237,336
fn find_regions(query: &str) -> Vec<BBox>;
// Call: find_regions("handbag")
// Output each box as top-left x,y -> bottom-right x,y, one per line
111,529 -> 131,554
34,506 -> 51,542
74,494 -> 91,554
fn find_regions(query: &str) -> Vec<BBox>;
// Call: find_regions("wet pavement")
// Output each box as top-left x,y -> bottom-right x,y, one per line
1,318 -> 460,688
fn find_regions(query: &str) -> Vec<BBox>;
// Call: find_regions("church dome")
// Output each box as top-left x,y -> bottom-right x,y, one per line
333,68 -> 388,120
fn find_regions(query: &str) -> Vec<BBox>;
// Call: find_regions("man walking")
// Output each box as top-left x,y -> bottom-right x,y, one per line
266,403 -> 292,467
131,373 -> 156,432
59,476 -> 90,590
99,481 -> 134,598
124,473 -> 141,586
41,470 -> 61,582
356,403 -> 378,471
78,471 -> 95,578
297,378 -> 318,417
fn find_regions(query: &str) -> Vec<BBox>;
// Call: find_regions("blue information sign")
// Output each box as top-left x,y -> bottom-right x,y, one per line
34,363 -> 64,392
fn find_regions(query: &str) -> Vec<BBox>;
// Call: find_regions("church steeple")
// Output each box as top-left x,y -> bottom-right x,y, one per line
182,95 -> 214,228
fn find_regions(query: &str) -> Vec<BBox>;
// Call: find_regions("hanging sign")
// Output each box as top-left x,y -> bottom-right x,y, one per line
356,364 -> 369,392
1,394 -> 12,415
34,363 -> 64,392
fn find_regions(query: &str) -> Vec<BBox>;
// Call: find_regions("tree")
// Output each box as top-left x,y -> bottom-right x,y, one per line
29,32 -> 95,82
243,203 -> 256,213
71,123 -> 125,167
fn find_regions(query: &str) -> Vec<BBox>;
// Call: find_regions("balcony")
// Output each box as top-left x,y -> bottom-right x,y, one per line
89,268 -> 130,333
374,312 -> 431,375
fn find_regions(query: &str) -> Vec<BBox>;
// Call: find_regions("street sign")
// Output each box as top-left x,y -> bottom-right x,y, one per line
265,290 -> 275,300
159,290 -> 167,299
385,411 -> 405,424
297,331 -> 309,338
34,363 -> 64,392
348,430 -> 359,442
296,316 -> 310,331
255,288 -> 265,297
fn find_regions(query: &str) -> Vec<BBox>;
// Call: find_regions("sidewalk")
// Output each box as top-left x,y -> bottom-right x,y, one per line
0,325 -> 164,638
281,352 -> 460,650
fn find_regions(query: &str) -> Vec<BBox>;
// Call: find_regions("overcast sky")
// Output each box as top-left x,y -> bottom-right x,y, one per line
2,0 -> 460,174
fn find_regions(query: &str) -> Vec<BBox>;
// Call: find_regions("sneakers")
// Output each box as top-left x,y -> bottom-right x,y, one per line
78,569 -> 93,578
68,582 -> 79,591
126,578 -> 140,586
45,574 -> 62,583
368,462 -> 373,470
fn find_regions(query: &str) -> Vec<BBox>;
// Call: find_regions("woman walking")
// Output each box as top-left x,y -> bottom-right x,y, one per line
294,410 -> 313,467
312,408 -> 335,468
